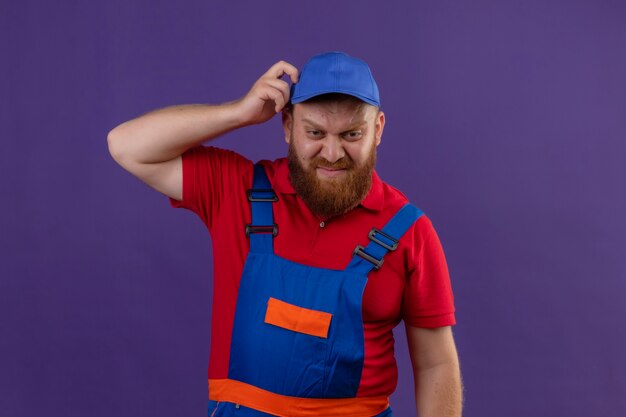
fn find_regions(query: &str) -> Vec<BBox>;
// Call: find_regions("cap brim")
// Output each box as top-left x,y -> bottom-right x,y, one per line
290,89 -> 379,107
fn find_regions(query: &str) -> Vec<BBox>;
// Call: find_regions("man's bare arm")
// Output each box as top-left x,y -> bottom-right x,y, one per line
107,60 -> 299,200
406,325 -> 463,417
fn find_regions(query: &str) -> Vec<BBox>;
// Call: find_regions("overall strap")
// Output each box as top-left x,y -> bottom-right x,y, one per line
246,163 -> 278,253
346,203 -> 424,274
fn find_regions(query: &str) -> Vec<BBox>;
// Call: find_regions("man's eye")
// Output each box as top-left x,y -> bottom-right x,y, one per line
307,130 -> 322,137
344,131 -> 362,140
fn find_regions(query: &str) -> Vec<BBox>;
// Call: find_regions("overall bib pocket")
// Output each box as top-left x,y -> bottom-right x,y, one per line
264,297 -> 333,338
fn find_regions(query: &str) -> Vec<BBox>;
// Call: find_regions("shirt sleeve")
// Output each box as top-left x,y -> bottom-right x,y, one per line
402,216 -> 456,328
168,145 -> 253,230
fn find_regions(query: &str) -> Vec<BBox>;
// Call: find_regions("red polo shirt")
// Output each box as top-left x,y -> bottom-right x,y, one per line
169,145 -> 455,397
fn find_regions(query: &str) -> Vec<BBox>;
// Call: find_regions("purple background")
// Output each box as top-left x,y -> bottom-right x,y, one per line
2,1 -> 625,416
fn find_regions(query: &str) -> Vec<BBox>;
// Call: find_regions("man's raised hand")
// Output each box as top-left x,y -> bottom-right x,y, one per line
233,60 -> 299,126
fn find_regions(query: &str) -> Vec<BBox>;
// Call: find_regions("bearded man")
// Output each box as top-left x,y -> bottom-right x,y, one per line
108,51 -> 462,417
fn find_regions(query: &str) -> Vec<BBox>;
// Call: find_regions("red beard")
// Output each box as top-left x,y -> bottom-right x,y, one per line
287,140 -> 376,219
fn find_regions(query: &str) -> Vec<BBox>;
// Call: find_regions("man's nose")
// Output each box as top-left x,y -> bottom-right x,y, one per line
320,136 -> 345,163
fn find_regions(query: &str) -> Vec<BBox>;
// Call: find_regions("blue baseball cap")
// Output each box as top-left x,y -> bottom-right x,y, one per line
290,51 -> 380,107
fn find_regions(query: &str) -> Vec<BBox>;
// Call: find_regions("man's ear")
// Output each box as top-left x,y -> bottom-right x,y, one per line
282,108 -> 293,144
374,110 -> 385,147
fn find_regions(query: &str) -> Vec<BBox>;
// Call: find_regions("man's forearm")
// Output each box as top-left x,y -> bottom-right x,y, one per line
108,61 -> 298,166
415,361 -> 463,417
107,102 -> 243,164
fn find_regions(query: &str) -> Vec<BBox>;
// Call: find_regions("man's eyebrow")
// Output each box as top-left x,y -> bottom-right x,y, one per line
300,118 -> 323,128
300,118 -> 367,131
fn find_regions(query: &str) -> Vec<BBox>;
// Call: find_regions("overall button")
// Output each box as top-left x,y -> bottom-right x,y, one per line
320,221 -> 325,228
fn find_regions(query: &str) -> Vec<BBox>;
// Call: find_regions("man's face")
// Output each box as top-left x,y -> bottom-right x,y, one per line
282,96 -> 385,219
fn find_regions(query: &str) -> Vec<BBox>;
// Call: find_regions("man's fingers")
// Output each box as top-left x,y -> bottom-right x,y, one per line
264,60 -> 299,84
266,87 -> 286,113
254,83 -> 286,113
236,60 -> 297,124
264,78 -> 291,107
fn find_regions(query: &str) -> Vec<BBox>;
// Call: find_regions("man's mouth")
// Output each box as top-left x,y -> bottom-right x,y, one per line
316,166 -> 347,178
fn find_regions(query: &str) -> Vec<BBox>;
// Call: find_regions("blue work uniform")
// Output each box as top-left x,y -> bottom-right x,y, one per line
208,164 -> 423,417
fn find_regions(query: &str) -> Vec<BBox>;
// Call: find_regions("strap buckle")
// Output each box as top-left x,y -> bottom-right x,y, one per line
245,224 -> 278,237
352,245 -> 384,270
247,189 -> 278,202
368,228 -> 399,251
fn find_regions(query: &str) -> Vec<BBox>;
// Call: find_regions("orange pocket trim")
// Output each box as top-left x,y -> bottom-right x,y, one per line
209,378 -> 389,417
264,297 -> 332,338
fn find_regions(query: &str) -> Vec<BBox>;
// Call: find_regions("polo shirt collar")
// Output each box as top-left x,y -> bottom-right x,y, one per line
272,158 -> 384,211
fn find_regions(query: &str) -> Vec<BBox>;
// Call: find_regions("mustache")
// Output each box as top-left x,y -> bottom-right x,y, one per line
312,157 -> 354,170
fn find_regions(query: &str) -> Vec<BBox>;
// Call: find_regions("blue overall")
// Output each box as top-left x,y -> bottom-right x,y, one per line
208,164 -> 423,417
